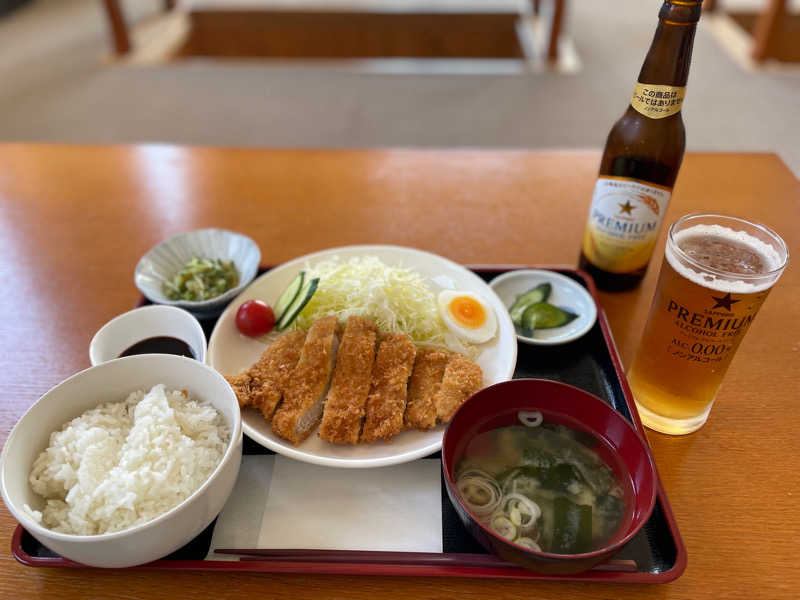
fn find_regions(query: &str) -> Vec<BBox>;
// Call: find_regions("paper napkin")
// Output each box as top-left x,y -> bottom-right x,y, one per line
207,455 -> 443,559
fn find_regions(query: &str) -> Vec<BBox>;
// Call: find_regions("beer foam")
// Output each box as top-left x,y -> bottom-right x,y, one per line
667,224 -> 784,293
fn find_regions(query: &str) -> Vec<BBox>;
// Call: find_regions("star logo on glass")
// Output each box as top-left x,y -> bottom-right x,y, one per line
711,292 -> 740,311
618,200 -> 635,216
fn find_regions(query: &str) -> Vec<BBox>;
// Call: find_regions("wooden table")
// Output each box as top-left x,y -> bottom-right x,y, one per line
0,144 -> 797,599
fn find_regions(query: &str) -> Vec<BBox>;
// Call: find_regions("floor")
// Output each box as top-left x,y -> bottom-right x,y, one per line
0,0 -> 798,177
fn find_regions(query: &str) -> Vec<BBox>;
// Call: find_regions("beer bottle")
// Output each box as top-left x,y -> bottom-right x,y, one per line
578,0 -> 702,291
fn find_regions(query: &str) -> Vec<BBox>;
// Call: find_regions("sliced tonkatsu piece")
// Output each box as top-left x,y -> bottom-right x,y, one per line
271,316 -> 339,445
319,316 -> 378,444
224,330 -> 306,418
225,372 -> 254,408
433,354 -> 483,424
360,333 -> 416,443
403,348 -> 451,430
248,330 -> 306,420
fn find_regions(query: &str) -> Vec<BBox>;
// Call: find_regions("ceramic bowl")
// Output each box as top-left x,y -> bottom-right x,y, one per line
89,305 -> 207,366
0,354 -> 242,568
442,378 -> 657,575
489,270 -> 597,345
134,228 -> 260,317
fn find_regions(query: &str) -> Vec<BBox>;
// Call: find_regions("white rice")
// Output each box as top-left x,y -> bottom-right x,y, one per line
25,384 -> 229,536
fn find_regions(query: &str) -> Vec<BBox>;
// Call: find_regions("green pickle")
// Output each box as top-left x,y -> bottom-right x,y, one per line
520,302 -> 578,335
509,283 -> 552,325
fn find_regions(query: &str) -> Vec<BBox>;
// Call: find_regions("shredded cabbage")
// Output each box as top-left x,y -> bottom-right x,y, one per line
289,255 -> 477,357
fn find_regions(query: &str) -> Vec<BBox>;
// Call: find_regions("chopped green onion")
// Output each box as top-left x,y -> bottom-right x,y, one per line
457,471 -> 502,518
489,514 -> 517,541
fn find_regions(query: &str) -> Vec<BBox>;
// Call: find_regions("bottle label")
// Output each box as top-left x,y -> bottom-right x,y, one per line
631,83 -> 685,119
582,176 -> 671,274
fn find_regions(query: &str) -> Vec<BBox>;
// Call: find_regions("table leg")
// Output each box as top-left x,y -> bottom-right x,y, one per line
547,0 -> 565,62
752,0 -> 787,62
101,0 -> 131,55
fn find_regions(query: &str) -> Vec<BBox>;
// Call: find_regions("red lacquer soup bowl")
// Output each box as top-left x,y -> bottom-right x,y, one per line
442,378 -> 657,575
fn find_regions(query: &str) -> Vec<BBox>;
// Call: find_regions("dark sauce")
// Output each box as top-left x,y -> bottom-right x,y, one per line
119,336 -> 196,359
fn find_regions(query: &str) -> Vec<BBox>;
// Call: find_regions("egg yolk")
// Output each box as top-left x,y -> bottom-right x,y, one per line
448,296 -> 487,329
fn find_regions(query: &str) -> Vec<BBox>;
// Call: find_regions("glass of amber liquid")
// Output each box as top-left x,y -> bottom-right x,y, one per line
628,214 -> 789,435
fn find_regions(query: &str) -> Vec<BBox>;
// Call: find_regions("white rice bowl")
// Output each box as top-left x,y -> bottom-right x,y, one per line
0,354 -> 242,568
27,384 -> 229,536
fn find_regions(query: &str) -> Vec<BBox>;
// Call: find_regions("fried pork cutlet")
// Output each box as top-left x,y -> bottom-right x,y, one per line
225,371 -> 254,409
360,333 -> 416,443
319,316 -> 378,444
403,348 -> 450,430
271,316 -> 339,445
248,330 -> 306,420
224,330 -> 306,419
433,354 -> 483,423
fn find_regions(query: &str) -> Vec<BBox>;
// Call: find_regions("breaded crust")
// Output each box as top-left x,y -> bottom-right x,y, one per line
403,348 -> 450,430
360,333 -> 416,443
319,316 -> 378,444
225,372 -> 254,408
224,330 -> 306,418
433,354 -> 483,423
249,330 -> 306,420
271,316 -> 339,445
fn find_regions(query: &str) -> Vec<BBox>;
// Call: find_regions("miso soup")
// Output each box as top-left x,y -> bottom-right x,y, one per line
455,416 -> 628,554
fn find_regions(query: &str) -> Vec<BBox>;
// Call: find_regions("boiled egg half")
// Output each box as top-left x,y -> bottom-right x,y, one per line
437,290 -> 497,344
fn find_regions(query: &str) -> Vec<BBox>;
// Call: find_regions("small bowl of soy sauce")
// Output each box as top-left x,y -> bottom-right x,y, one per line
89,305 -> 207,366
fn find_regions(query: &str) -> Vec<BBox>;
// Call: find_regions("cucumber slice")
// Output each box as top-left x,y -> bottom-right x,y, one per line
274,271 -> 305,321
276,277 -> 319,330
509,283 -> 552,325
520,302 -> 578,336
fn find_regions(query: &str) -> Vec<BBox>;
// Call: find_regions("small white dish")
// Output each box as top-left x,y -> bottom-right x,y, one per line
489,269 -> 597,346
89,305 -> 207,366
134,228 -> 260,317
0,354 -> 242,568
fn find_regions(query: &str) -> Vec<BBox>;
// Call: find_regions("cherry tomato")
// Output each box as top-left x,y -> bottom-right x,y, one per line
235,300 -> 275,337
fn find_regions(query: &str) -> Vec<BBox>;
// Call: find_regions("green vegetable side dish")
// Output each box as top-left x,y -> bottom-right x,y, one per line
509,283 -> 552,324
508,282 -> 579,337
162,257 -> 240,301
520,303 -> 578,336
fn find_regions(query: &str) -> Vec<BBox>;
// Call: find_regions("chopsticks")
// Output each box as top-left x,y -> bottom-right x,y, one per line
214,549 -> 638,572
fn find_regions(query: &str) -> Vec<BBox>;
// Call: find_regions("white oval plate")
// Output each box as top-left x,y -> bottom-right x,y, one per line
489,269 -> 597,345
208,245 -> 517,468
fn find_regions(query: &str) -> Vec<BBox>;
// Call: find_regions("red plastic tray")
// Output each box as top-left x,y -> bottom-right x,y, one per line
11,266 -> 686,583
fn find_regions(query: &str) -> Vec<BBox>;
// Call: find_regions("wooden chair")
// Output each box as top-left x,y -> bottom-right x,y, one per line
702,0 -> 791,63
101,0 -> 176,55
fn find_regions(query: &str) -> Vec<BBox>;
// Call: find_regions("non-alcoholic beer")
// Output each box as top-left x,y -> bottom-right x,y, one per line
628,214 -> 788,435
579,0 -> 702,291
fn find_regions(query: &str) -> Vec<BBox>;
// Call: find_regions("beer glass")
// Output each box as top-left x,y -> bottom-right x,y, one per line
628,214 -> 789,435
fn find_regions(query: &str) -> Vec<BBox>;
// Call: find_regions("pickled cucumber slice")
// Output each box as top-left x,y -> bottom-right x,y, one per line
520,302 -> 578,335
509,283 -> 552,325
